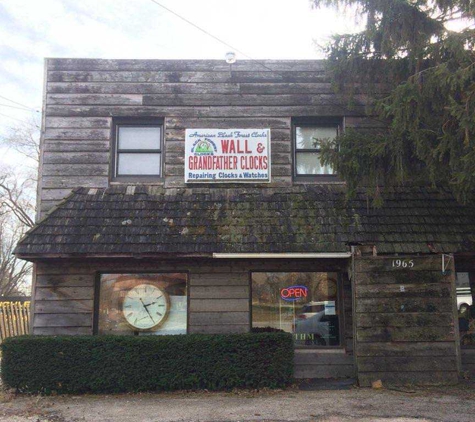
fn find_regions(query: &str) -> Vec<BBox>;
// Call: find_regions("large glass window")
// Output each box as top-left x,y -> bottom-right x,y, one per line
97,273 -> 187,335
457,272 -> 474,347
252,272 -> 340,347
114,124 -> 162,177
294,125 -> 338,176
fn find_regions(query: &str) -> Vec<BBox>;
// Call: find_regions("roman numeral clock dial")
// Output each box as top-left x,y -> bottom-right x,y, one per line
122,284 -> 170,331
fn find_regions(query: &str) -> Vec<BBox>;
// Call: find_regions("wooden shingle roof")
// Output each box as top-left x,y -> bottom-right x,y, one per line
15,185 -> 475,259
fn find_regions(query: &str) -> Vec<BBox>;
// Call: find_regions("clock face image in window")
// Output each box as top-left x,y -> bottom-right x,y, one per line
98,273 -> 187,335
122,284 -> 170,331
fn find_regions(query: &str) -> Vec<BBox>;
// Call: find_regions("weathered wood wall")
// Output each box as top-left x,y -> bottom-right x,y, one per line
294,350 -> 355,379
354,255 -> 460,386
34,258 -> 353,377
461,349 -> 475,377
39,59 -> 373,215
34,258 -> 348,334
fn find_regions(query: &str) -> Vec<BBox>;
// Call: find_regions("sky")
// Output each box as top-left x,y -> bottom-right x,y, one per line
0,0 -> 360,140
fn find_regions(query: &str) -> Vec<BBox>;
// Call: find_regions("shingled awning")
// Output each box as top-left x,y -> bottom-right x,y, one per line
15,185 -> 475,259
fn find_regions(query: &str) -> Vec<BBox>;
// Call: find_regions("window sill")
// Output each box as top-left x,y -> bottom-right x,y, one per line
293,177 -> 345,185
294,348 -> 346,353
110,178 -> 165,185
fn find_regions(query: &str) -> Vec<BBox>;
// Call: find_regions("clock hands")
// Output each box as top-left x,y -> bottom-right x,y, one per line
143,301 -> 163,316
139,298 -> 155,323
137,315 -> 149,322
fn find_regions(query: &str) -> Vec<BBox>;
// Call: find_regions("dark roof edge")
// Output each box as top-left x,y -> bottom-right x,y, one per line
14,188 -> 83,255
19,251 -> 475,262
15,252 -> 215,262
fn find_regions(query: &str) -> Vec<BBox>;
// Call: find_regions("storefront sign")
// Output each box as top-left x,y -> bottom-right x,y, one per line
185,129 -> 271,183
280,285 -> 308,302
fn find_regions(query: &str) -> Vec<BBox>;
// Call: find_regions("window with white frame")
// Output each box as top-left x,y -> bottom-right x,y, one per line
294,124 -> 339,177
114,121 -> 162,178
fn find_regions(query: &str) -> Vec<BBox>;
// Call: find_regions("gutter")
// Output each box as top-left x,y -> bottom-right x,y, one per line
212,253 -> 352,259
16,252 -> 353,262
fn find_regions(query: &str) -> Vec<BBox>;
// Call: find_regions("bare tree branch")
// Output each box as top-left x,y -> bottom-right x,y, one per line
0,215 -> 31,296
0,116 -> 41,165
0,119 -> 40,297
0,176 -> 35,228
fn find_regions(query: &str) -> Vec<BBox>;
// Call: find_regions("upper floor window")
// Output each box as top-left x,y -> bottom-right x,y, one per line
113,119 -> 163,180
293,120 -> 341,178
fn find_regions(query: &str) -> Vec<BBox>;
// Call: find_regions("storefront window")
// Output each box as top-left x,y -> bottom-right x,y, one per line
97,273 -> 187,335
457,272 -> 475,346
252,272 -> 340,347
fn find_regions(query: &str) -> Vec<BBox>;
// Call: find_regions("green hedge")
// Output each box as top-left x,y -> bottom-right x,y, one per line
1,333 -> 294,394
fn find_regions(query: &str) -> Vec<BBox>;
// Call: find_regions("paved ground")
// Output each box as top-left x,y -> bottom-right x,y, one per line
1,383 -> 475,422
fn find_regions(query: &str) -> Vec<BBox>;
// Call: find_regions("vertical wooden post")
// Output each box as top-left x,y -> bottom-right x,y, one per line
10,302 -> 17,336
6,303 -> 13,337
0,304 -> 6,341
22,302 -> 30,334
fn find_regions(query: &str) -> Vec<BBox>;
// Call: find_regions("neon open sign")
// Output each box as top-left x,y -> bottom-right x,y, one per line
280,285 -> 308,302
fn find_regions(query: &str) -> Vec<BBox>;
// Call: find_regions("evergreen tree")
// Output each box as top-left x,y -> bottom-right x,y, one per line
313,0 -> 475,204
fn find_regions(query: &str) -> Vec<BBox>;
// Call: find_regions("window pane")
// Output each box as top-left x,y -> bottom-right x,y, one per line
457,272 -> 473,345
252,272 -> 340,347
118,126 -> 161,150
295,126 -> 337,150
98,273 -> 187,335
296,152 -> 333,175
118,153 -> 161,175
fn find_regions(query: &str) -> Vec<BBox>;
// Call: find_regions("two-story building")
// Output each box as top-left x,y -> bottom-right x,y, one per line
15,58 -> 475,386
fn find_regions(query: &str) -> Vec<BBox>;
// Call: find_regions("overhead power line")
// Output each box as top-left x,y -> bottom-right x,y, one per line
147,0 -> 387,125
0,103 -> 38,112
0,95 -> 39,112
149,0 -> 254,60
0,111 -> 32,124
148,0 -> 291,76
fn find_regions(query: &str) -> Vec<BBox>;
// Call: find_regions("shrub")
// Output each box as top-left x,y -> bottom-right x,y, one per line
1,333 -> 294,394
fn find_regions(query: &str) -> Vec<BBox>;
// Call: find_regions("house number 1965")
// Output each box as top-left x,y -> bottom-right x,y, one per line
392,259 -> 414,268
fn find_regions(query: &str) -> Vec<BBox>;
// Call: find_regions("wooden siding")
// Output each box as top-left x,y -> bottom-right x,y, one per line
32,258 -> 353,378
33,260 -> 348,333
354,255 -> 460,386
294,350 -> 355,379
38,59 -> 372,215
461,349 -> 475,377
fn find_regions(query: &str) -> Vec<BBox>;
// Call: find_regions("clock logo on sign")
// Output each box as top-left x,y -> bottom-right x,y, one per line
191,138 -> 217,156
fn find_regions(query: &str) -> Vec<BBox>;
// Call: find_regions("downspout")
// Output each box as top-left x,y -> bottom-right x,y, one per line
350,245 -> 359,382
